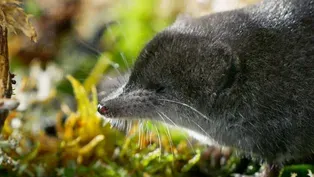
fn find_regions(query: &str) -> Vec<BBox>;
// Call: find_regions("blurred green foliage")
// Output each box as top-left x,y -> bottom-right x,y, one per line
102,0 -> 173,70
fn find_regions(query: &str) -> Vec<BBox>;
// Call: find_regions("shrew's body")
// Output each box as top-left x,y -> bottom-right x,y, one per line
98,0 -> 314,163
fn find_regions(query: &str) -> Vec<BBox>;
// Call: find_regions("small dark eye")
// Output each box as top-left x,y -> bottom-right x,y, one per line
156,86 -> 165,93
145,82 -> 166,93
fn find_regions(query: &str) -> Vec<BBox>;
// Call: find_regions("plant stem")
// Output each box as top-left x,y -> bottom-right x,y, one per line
0,26 -> 11,131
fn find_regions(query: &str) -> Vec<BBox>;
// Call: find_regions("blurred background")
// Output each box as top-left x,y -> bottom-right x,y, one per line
7,0 -> 310,177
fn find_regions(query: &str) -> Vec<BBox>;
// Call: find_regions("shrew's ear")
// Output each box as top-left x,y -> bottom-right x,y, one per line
208,41 -> 241,91
210,41 -> 241,72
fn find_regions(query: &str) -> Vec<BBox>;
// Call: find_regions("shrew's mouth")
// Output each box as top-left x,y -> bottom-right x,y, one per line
97,104 -> 110,116
97,104 -> 148,120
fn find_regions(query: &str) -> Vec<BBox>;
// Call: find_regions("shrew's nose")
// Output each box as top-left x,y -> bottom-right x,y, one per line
97,104 -> 109,115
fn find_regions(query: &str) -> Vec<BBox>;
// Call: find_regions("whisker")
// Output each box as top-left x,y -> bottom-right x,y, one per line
116,21 -> 136,65
75,37 -> 102,56
126,120 -> 133,135
120,52 -> 131,74
74,37 -> 125,81
138,121 -> 143,149
156,109 -> 195,152
175,118 -> 196,152
152,124 -> 162,160
158,99 -> 211,122
109,63 -> 125,85
144,121 -> 149,145
144,121 -> 154,146
121,120 -> 126,130
157,112 -> 175,157
189,118 -> 211,138
106,24 -> 132,76
181,130 -> 195,152
149,127 -> 153,145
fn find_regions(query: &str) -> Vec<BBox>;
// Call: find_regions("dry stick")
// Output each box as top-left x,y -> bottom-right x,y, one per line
0,26 -> 12,131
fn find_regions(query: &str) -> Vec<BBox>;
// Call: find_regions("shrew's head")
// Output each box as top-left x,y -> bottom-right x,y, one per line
98,24 -> 241,128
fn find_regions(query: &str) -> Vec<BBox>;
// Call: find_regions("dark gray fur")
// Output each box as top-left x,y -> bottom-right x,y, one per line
98,0 -> 314,163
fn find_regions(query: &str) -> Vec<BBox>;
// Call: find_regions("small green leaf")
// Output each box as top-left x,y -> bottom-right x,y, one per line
181,150 -> 201,172
280,164 -> 314,177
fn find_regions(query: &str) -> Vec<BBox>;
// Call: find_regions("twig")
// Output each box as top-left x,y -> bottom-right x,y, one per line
0,26 -> 11,131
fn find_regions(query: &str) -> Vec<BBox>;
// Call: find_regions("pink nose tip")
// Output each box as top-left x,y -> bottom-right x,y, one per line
98,104 -> 109,115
